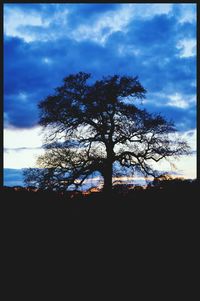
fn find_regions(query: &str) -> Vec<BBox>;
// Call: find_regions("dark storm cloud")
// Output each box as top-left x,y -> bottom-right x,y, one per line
66,3 -> 120,24
4,37 -> 62,128
4,4 -> 196,131
139,102 -> 196,132
4,34 -> 136,128
107,14 -> 196,92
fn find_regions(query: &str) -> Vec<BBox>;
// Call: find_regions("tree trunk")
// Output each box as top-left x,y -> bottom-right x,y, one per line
103,144 -> 114,193
103,159 -> 113,194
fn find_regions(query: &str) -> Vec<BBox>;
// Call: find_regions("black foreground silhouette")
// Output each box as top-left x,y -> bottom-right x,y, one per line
2,179 -> 199,225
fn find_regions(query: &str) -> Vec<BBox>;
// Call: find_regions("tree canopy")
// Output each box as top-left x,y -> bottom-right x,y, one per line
24,72 -> 190,192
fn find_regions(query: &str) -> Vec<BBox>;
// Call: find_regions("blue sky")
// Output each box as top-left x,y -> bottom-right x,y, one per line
3,3 -> 197,186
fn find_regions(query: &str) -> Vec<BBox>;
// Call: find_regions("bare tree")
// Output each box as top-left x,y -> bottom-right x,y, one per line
24,72 -> 190,192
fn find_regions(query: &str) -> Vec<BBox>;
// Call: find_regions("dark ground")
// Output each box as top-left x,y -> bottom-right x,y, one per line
1,187 -> 198,298
1,187 -> 198,234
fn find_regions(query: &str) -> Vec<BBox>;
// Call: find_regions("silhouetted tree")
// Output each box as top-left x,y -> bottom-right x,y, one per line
147,174 -> 195,191
24,72 -> 190,192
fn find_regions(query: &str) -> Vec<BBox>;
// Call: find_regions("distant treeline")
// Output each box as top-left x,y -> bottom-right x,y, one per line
1,178 -> 199,200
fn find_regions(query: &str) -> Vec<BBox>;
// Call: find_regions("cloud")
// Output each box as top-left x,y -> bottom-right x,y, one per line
4,3 -> 70,42
182,129 -> 196,152
4,126 -> 43,148
71,5 -> 134,45
4,148 -> 44,168
4,4 -> 46,42
173,3 -> 196,24
3,4 -> 173,44
4,3 -> 196,134
176,38 -> 196,58
139,100 -> 196,132
166,93 -> 195,109
3,126 -> 44,168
